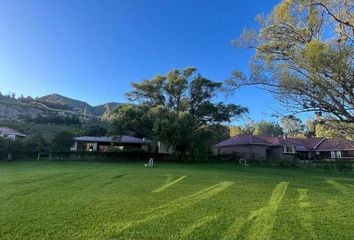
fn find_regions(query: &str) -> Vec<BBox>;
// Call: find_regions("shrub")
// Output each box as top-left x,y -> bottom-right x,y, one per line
336,162 -> 353,172
274,158 -> 299,168
22,133 -> 47,152
52,131 -> 74,151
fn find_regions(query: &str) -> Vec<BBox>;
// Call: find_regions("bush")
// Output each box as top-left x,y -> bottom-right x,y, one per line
278,158 -> 299,168
336,162 -> 353,172
322,161 -> 353,172
0,138 -> 24,160
22,133 -> 47,152
52,131 -> 74,151
211,152 -> 241,163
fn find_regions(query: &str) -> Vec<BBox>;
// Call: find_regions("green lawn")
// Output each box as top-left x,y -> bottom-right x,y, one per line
1,161 -> 354,240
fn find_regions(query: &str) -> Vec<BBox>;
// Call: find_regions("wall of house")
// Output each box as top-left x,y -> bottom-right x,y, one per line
158,142 -> 172,154
214,145 -> 268,159
270,146 -> 295,160
214,145 -> 298,161
72,141 -> 149,152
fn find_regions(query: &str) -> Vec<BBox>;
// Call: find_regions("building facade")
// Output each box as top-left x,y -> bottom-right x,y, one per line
212,135 -> 354,160
70,136 -> 151,152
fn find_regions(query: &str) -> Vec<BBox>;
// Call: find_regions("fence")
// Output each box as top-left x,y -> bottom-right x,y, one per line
0,151 -> 201,163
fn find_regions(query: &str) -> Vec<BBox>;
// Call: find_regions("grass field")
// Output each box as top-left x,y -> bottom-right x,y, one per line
1,161 -> 354,240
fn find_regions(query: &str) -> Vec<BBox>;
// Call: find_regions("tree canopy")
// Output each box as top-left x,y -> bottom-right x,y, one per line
230,120 -> 284,137
280,116 -> 304,137
112,67 -> 247,158
254,121 -> 284,136
228,0 -> 353,127
52,131 -> 74,152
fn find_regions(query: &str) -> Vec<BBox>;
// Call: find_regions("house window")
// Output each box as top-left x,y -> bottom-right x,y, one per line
283,146 -> 295,153
331,151 -> 336,158
336,151 -> 342,158
343,150 -> 354,158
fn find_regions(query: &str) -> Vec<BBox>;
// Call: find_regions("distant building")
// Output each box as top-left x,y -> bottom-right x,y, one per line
0,127 -> 26,140
70,136 -> 151,152
212,134 -> 354,160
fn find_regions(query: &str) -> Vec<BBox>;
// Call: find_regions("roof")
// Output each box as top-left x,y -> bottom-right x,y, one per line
0,127 -> 26,137
316,138 -> 354,151
213,134 -> 354,151
74,136 -> 151,144
212,135 -> 282,148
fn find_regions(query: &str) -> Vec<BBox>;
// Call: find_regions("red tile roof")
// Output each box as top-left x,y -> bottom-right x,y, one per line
213,135 -> 353,151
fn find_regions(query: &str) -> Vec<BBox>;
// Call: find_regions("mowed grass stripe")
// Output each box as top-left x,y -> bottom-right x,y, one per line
152,175 -> 187,193
297,188 -> 317,239
327,179 -> 348,194
113,181 -> 234,235
222,182 -> 289,240
221,216 -> 247,240
169,214 -> 220,240
245,182 -> 289,240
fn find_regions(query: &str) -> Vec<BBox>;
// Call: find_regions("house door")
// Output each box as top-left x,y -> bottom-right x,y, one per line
266,149 -> 271,160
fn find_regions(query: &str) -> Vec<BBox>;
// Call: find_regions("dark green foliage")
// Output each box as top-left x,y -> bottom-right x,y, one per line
83,122 -> 108,136
52,131 -> 74,151
22,133 -> 47,152
0,135 -> 47,160
0,121 -> 81,142
0,138 -> 21,159
277,158 -> 299,168
115,67 -> 247,159
323,161 -> 353,172
24,113 -> 81,125
110,104 -> 153,138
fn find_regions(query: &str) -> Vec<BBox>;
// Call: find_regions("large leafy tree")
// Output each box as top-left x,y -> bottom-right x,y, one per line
280,116 -> 305,137
228,0 -> 353,127
52,131 -> 74,152
110,104 -> 153,139
119,67 -> 247,157
230,120 -> 283,137
254,121 -> 284,136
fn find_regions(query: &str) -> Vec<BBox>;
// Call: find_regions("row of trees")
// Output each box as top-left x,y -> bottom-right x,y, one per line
0,131 -> 74,159
21,114 -> 81,125
0,120 -> 110,159
229,116 -> 352,139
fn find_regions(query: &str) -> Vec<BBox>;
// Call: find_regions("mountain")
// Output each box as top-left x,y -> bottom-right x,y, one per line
0,93 -> 121,121
0,94 -> 44,121
38,94 -> 120,116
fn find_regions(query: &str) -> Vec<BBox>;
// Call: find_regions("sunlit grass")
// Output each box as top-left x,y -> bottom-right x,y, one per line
1,161 -> 354,239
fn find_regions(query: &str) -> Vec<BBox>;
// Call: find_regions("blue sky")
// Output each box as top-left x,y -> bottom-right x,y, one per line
0,0 -> 297,123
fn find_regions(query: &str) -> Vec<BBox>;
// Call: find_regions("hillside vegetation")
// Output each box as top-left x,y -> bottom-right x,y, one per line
0,93 -> 120,122
0,121 -> 81,142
